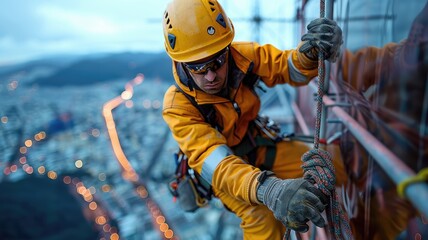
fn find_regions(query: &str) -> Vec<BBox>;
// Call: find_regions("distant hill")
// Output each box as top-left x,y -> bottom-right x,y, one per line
32,52 -> 173,86
0,51 -> 174,87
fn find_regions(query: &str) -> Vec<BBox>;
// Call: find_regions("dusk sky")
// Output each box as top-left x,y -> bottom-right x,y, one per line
2,0 -> 420,66
0,0 -> 296,65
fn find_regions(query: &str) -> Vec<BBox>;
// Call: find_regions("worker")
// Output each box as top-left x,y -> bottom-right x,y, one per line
161,0 -> 345,239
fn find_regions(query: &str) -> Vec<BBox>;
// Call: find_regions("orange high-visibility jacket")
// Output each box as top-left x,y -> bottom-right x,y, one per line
162,41 -> 318,204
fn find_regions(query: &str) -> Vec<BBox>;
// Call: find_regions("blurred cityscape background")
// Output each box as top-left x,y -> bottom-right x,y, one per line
0,0 -> 427,240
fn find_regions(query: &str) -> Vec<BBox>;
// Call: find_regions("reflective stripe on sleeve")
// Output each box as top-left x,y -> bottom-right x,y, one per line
288,55 -> 308,83
201,144 -> 233,184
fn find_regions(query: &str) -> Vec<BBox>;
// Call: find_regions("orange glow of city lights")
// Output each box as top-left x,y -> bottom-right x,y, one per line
84,195 -> 93,202
3,167 -> 11,175
35,131 -> 47,141
96,216 -> 107,225
102,184 -> 111,192
103,95 -> 139,182
133,74 -> 144,84
63,176 -> 72,184
19,146 -> 27,154
159,223 -> 169,232
125,100 -> 134,108
110,233 -> 120,240
121,90 -> 132,100
1,116 -> 8,123
75,159 -> 83,168
82,189 -> 93,201
48,171 -> 57,179
122,171 -> 138,182
38,166 -> 46,174
25,166 -> 34,174
164,229 -> 174,239
136,186 -> 148,198
77,186 -> 87,195
156,216 -> 165,224
19,156 -> 27,164
89,202 -> 98,211
24,139 -> 33,147
10,165 -> 18,172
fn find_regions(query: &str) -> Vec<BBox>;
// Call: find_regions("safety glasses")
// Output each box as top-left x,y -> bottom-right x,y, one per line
184,47 -> 228,75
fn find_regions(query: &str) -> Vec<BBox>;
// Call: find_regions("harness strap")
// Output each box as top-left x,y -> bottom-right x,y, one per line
232,123 -> 277,170
174,82 -> 217,128
255,136 -> 276,171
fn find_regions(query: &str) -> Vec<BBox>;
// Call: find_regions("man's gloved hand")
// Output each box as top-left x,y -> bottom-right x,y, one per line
257,172 -> 326,232
299,18 -> 343,62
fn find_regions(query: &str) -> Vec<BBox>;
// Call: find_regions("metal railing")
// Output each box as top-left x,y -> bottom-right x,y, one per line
309,81 -> 428,218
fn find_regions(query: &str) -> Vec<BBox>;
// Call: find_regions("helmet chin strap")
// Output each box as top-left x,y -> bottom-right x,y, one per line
176,62 -> 196,91
218,63 -> 230,97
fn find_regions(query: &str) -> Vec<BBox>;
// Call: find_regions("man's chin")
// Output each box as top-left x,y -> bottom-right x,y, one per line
203,88 -> 222,94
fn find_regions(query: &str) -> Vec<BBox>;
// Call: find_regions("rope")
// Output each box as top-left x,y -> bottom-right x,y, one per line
313,0 -> 326,150
287,1 -> 354,239
301,150 -> 353,240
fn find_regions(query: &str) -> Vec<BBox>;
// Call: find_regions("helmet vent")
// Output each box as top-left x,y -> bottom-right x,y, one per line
216,13 -> 226,28
168,34 -> 176,49
208,0 -> 216,12
164,11 -> 172,29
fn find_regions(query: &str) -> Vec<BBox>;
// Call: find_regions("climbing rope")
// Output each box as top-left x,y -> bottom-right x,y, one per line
313,0 -> 326,151
301,150 -> 353,240
287,1 -> 353,239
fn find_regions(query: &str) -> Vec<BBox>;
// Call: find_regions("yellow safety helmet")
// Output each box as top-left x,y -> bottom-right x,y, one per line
163,0 -> 235,62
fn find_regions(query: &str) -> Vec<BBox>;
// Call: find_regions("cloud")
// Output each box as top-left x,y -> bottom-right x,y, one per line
37,6 -> 120,36
0,0 -> 295,65
0,0 -> 170,64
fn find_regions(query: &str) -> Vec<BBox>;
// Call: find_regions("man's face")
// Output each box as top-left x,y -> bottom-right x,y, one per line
184,48 -> 229,94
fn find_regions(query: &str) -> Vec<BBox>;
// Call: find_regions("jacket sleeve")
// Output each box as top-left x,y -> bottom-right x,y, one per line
234,41 -> 319,87
162,86 -> 261,204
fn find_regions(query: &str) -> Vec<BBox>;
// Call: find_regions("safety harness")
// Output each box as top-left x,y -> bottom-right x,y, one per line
169,58 -> 282,211
176,56 -> 282,167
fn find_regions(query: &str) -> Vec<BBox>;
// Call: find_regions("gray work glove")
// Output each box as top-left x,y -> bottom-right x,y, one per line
299,18 -> 343,62
257,172 -> 326,232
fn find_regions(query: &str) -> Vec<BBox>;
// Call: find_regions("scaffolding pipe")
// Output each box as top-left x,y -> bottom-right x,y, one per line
321,93 -> 428,218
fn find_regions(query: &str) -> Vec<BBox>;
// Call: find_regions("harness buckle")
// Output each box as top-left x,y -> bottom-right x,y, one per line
254,115 -> 282,142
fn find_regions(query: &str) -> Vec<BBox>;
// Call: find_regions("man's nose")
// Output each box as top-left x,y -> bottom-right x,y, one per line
204,69 -> 216,82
